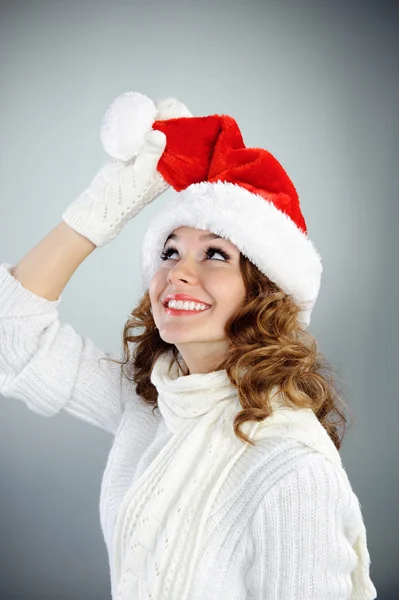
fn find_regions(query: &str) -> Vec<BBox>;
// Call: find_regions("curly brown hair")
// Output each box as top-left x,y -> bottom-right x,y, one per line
103,253 -> 353,450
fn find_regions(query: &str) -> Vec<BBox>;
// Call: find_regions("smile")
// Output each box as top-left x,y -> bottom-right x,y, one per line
163,303 -> 211,316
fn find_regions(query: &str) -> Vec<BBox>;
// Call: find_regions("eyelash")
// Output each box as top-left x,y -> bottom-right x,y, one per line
160,244 -> 231,262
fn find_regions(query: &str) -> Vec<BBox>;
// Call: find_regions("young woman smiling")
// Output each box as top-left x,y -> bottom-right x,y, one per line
0,92 -> 377,600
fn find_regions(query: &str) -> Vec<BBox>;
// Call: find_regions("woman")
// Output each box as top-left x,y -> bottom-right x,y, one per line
0,92 -> 377,599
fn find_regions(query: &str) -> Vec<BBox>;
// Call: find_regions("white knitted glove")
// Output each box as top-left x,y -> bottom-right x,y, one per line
62,92 -> 191,248
62,133 -> 167,247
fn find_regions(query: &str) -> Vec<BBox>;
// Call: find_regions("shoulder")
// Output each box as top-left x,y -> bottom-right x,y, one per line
249,434 -> 346,488
252,441 -> 362,543
245,444 -> 376,599
267,449 -> 352,502
250,405 -> 352,504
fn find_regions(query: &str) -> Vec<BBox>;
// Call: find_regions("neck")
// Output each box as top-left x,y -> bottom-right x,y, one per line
175,341 -> 230,375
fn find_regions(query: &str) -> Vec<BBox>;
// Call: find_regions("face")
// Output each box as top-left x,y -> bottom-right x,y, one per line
149,226 -> 246,374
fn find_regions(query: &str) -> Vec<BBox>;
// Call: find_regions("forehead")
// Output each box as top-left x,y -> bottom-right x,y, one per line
164,227 -> 238,249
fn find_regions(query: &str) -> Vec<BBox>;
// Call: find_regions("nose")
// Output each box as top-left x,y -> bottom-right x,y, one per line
167,257 -> 198,285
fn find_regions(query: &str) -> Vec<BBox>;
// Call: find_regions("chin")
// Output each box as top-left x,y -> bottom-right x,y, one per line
157,324 -> 208,344
158,331 -> 196,345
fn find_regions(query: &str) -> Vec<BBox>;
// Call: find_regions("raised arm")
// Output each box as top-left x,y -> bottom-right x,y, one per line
10,220 -> 96,301
1,92 -> 192,435
0,223 -> 128,434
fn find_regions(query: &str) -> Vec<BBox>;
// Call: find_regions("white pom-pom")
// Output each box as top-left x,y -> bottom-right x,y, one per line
100,91 -> 157,161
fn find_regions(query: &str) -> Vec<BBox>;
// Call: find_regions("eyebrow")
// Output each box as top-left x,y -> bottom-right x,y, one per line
164,232 -> 223,245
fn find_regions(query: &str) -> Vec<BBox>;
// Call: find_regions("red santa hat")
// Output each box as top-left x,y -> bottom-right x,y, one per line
101,92 -> 323,329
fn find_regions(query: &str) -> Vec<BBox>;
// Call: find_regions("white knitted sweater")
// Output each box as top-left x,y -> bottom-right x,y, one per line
0,262 -> 377,599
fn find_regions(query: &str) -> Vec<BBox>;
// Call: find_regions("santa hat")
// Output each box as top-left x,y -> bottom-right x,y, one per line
101,92 -> 323,328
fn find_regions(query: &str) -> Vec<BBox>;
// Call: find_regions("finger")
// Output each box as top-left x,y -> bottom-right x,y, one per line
155,96 -> 193,120
134,130 -> 167,185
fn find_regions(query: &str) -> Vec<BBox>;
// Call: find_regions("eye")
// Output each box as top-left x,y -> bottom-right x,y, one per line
205,246 -> 231,261
160,245 -> 231,262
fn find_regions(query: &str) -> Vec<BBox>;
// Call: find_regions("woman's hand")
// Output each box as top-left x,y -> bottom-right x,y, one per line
62,93 -> 191,248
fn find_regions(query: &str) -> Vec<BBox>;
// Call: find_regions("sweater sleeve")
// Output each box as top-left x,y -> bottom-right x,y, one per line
246,454 -> 377,600
0,261 -> 133,435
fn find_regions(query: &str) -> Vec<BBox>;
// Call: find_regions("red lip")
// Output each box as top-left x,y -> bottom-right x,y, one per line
162,293 -> 211,307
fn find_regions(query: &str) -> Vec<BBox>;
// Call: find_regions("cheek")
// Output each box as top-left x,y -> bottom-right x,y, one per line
149,272 -> 171,313
227,287 -> 246,315
149,271 -> 165,294
148,281 -> 162,310
213,272 -> 245,300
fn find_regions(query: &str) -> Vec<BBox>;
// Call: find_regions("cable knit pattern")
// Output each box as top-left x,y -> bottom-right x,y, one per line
0,261 -> 377,599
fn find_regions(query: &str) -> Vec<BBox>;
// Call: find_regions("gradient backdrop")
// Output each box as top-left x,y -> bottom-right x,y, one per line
0,0 -> 397,598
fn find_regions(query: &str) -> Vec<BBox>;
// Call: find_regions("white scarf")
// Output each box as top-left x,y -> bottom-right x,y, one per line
112,351 -> 376,599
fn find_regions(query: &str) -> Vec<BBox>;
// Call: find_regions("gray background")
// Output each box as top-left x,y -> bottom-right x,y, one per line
0,0 -> 397,598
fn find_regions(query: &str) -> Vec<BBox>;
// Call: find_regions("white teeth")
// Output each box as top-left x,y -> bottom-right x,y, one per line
167,299 -> 208,311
